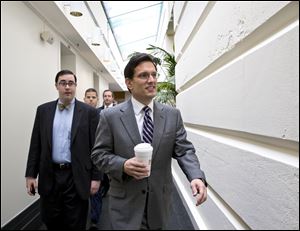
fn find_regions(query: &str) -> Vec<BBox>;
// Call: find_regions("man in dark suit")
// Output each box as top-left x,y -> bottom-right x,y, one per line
98,89 -> 116,112
98,89 -> 116,197
91,53 -> 207,229
97,89 -> 116,198
25,70 -> 101,229
84,87 -> 107,230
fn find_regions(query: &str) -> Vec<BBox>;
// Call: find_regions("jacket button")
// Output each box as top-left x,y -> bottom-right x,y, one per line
142,190 -> 146,194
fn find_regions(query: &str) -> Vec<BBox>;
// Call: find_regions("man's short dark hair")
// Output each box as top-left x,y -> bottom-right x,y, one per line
85,88 -> 98,97
124,53 -> 157,79
102,89 -> 114,98
55,70 -> 77,83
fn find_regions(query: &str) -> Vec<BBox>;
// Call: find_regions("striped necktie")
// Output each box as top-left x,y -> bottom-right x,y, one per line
142,106 -> 154,144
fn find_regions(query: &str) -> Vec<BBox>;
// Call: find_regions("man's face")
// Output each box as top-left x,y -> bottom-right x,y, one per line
84,92 -> 98,108
103,91 -> 114,106
55,74 -> 76,104
125,61 -> 157,105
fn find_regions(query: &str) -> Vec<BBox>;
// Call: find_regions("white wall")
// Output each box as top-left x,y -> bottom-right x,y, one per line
76,55 -> 95,100
1,2 -> 58,225
172,1 -> 299,230
0,1 -> 109,226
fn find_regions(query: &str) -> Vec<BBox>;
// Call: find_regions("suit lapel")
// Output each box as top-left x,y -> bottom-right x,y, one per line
152,102 -> 166,159
71,99 -> 82,144
120,100 -> 141,146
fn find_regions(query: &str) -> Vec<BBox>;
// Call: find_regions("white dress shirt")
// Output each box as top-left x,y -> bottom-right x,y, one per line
131,97 -> 154,140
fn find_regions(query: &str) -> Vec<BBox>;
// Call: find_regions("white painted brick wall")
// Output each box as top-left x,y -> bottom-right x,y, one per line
173,1 -> 299,230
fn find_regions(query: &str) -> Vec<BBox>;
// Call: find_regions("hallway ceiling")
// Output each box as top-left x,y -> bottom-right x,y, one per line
102,1 -> 163,61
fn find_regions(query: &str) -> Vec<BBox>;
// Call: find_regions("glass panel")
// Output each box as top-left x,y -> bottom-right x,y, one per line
111,4 -> 161,45
120,36 -> 156,60
102,1 -> 162,61
103,1 -> 162,18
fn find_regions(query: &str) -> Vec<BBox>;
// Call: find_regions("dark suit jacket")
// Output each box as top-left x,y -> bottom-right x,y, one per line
98,105 -> 105,113
25,99 -> 101,200
97,103 -> 116,114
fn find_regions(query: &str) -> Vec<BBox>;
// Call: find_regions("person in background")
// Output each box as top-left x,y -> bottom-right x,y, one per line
25,70 -> 101,229
97,89 -> 116,200
98,89 -> 116,111
84,88 -> 100,113
83,88 -> 105,230
91,53 -> 207,230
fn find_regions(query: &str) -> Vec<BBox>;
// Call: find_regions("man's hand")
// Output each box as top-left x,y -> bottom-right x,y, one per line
123,157 -> 150,180
26,177 -> 37,196
191,179 -> 207,206
90,180 -> 101,195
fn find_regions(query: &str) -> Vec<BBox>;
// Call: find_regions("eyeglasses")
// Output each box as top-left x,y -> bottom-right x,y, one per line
135,72 -> 160,80
58,81 -> 77,87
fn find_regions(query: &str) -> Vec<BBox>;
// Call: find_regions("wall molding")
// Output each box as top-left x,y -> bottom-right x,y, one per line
1,200 -> 43,230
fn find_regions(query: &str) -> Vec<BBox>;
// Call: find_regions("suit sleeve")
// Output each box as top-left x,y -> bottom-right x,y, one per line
90,107 -> 103,181
91,110 -> 127,182
173,109 -> 207,183
25,107 -> 41,178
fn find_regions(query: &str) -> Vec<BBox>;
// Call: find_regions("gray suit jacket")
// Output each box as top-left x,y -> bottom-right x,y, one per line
91,99 -> 206,229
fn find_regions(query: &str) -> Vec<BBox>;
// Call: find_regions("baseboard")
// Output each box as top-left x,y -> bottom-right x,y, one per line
172,178 -> 199,230
1,199 -> 43,230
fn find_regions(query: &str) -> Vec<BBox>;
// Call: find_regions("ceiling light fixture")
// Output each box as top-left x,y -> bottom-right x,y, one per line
70,2 -> 83,17
63,2 -> 83,17
70,1 -> 82,17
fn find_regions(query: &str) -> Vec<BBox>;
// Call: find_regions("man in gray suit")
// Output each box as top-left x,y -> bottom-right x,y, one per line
91,53 -> 207,230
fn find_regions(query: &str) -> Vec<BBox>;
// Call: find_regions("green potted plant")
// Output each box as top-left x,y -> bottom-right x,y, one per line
146,44 -> 177,107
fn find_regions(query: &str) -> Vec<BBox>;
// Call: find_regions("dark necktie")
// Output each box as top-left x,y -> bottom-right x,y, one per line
142,106 -> 154,144
58,103 -> 70,111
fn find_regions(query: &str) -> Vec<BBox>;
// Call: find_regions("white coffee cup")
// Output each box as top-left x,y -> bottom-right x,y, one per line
134,143 -> 153,177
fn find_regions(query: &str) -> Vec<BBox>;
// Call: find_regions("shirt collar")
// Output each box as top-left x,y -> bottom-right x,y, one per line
105,103 -> 114,108
131,96 -> 154,115
58,98 -> 75,106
